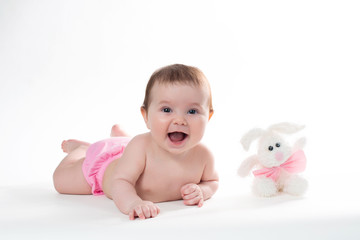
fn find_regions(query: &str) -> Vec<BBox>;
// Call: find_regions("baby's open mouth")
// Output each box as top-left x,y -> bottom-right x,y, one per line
168,132 -> 188,142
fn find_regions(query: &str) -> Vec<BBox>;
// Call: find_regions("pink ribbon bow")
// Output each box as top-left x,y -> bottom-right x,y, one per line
252,150 -> 307,181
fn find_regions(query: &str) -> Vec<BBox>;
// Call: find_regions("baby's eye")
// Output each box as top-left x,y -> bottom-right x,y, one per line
187,109 -> 197,114
162,108 -> 172,113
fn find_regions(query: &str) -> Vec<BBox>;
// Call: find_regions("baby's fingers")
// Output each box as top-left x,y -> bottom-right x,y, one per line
134,206 -> 146,220
129,208 -> 142,220
150,205 -> 161,218
181,184 -> 196,196
129,204 -> 160,220
141,205 -> 151,219
198,198 -> 204,207
142,204 -> 160,219
182,190 -> 200,200
183,195 -> 203,206
129,210 -> 135,220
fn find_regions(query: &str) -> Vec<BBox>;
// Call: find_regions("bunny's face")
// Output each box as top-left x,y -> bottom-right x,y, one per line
257,133 -> 292,167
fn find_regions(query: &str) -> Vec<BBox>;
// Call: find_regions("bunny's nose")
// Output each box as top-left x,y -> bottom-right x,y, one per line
275,152 -> 284,162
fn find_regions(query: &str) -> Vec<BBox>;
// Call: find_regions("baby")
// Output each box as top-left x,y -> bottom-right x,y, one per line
53,64 -> 219,220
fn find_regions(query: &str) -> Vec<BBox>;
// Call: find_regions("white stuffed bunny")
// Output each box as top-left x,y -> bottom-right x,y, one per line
238,122 -> 308,197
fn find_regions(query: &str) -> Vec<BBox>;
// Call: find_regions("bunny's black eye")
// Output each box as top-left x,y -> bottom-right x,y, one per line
268,146 -> 274,151
276,143 -> 281,148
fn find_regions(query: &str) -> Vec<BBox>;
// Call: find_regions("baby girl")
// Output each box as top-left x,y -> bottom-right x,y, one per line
53,64 -> 219,220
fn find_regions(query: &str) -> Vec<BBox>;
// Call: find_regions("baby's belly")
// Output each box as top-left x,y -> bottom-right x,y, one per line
135,175 -> 200,203
102,159 -> 203,202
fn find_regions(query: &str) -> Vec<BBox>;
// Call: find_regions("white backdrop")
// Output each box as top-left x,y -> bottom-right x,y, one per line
1,0 -> 359,188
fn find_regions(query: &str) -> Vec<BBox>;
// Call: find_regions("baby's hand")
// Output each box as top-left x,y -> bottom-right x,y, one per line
128,200 -> 160,220
180,183 -> 204,207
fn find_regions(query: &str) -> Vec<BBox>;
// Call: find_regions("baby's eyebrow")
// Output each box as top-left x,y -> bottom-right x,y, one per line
157,100 -> 171,105
156,101 -> 205,109
188,103 -> 202,108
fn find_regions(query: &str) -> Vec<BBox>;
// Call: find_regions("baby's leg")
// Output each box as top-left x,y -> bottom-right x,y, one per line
61,139 -> 90,153
110,124 -> 130,137
53,141 -> 92,194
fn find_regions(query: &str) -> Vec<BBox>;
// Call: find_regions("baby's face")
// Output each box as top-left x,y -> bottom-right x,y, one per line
143,82 -> 211,154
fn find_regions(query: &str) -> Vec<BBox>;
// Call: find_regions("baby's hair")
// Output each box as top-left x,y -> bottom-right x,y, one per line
142,64 -> 213,113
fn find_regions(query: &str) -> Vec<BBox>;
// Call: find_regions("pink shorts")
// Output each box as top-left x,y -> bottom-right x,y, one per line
82,137 -> 131,195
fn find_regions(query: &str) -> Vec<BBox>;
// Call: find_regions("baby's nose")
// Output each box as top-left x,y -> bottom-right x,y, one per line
173,116 -> 187,126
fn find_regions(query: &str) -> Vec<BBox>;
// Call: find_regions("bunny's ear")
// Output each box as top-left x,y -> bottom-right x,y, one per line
267,122 -> 305,134
292,137 -> 307,152
240,128 -> 265,151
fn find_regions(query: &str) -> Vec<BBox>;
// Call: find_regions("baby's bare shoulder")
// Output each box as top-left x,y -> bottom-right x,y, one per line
127,133 -> 150,147
193,143 -> 214,163
118,133 -> 150,162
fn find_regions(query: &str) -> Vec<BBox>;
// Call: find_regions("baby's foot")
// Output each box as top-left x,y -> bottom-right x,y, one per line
111,124 -> 129,137
61,139 -> 90,153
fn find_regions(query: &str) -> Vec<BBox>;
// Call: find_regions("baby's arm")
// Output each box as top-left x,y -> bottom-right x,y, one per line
110,136 -> 160,220
181,149 -> 219,207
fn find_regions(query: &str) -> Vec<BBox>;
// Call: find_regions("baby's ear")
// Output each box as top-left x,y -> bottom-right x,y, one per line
140,106 -> 149,124
208,110 -> 214,121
